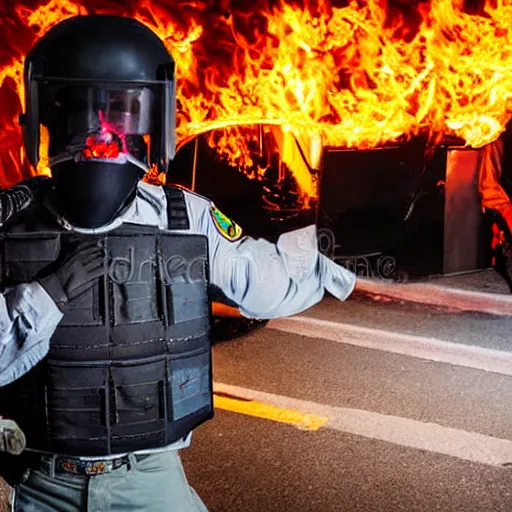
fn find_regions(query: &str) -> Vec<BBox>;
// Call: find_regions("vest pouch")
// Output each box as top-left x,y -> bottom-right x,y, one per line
166,280 -> 210,326
167,345 -> 213,437
46,362 -> 109,455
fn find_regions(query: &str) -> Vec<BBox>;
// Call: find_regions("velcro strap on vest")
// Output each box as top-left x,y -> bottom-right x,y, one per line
164,187 -> 190,231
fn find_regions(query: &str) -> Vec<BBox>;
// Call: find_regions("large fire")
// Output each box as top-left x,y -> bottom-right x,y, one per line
1,0 -> 512,189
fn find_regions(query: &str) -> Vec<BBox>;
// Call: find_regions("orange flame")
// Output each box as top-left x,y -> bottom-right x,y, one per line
2,0 -> 512,189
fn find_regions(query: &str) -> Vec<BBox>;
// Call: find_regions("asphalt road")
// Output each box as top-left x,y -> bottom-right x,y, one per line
181,294 -> 512,512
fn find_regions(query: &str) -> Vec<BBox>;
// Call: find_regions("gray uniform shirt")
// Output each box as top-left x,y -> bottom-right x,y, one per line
0,181 -> 356,455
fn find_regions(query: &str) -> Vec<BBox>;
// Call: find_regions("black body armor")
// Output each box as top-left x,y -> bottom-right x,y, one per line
0,187 -> 213,457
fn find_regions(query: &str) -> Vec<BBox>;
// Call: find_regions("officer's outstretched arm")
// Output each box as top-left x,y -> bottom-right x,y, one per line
184,192 -> 356,319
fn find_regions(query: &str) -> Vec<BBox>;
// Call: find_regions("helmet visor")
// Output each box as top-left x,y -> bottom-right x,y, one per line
63,86 -> 153,135
40,82 -> 164,164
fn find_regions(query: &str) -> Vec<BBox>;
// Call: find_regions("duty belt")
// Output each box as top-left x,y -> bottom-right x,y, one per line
39,453 -> 151,477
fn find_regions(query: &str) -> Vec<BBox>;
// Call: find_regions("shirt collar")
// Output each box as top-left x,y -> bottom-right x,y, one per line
44,181 -> 168,234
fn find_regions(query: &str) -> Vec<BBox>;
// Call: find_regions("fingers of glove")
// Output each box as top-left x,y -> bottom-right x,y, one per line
58,247 -> 103,282
85,267 -> 105,283
66,241 -> 103,259
70,246 -> 104,267
77,246 -> 104,263
82,251 -> 104,268
83,259 -> 105,279
63,263 -> 103,294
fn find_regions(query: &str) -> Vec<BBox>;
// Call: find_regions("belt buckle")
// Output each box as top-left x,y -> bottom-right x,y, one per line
59,458 -> 111,476
83,460 -> 108,476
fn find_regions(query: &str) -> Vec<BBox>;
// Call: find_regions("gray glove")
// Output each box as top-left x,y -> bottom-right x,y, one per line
37,241 -> 104,311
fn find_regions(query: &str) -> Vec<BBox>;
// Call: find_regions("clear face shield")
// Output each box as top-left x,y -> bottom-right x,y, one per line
42,84 -> 167,173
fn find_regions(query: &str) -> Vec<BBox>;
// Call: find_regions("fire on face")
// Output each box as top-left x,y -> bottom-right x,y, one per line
81,111 -> 127,160
1,0 -> 512,189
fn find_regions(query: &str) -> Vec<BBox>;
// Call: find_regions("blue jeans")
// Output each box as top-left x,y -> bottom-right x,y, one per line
12,451 -> 208,511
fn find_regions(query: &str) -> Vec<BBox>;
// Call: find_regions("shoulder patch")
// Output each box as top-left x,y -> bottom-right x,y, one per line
210,206 -> 243,241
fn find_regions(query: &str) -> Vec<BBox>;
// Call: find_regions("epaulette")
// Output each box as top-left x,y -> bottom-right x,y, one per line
163,186 -> 190,231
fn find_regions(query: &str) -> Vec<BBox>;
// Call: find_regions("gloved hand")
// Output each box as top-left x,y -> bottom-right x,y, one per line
37,241 -> 104,311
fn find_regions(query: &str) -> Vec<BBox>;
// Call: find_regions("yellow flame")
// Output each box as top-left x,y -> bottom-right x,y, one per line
2,0 -> 512,190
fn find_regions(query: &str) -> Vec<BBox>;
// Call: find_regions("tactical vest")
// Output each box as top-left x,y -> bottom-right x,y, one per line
0,187 -> 213,456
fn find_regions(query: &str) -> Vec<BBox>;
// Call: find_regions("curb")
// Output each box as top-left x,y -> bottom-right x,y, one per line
355,279 -> 512,317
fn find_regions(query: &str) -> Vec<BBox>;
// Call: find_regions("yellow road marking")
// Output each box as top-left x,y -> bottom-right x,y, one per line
213,394 -> 329,431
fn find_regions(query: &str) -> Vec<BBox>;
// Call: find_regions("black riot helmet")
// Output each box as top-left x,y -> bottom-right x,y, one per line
20,15 -> 176,228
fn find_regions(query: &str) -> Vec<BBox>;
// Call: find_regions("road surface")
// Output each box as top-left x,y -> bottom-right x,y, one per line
182,292 -> 512,512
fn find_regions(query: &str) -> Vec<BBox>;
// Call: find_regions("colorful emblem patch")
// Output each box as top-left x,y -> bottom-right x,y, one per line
210,206 -> 243,241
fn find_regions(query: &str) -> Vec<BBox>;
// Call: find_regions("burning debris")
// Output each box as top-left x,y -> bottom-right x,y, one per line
1,0 -> 512,189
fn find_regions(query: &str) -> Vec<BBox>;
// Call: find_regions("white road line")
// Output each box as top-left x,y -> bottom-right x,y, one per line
214,382 -> 512,467
267,316 -> 512,377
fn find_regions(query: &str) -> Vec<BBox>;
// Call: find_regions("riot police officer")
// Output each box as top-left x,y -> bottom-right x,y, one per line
0,15 -> 356,511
